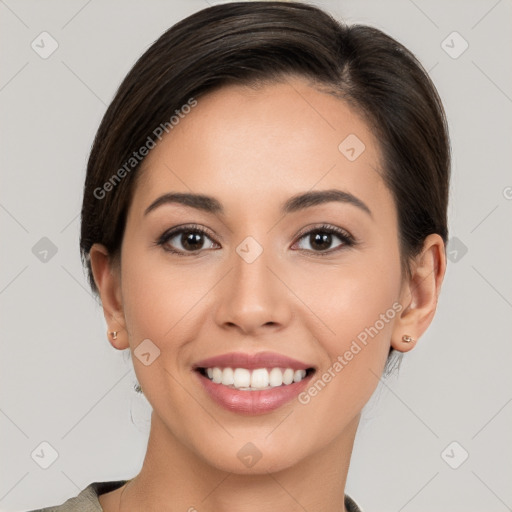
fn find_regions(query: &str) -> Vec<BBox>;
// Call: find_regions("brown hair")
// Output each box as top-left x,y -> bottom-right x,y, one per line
80,1 -> 450,369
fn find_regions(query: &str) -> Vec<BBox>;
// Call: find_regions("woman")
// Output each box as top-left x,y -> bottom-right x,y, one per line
29,1 -> 449,510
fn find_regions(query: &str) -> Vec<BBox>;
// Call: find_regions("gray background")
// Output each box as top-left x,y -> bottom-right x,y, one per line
1,0 -> 511,511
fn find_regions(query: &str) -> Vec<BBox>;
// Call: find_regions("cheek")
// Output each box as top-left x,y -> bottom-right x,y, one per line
119,243 -> 228,409
120,238 -> 211,341
296,248 -> 402,399
119,244 -> 207,410
296,249 -> 401,347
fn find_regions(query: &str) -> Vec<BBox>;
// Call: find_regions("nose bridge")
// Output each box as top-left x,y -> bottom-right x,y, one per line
215,235 -> 289,333
234,237 -> 271,300
232,236 -> 274,309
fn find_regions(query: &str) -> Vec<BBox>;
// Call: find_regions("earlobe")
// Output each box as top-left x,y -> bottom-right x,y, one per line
391,234 -> 446,352
89,243 -> 129,350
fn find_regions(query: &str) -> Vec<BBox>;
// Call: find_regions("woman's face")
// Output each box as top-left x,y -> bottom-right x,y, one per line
108,76 -> 411,473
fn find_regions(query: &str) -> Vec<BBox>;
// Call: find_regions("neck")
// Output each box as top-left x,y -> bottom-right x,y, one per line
120,411 -> 359,512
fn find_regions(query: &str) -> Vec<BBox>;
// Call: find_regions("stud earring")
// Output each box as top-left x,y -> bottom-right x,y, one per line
109,331 -> 118,340
402,334 -> 414,343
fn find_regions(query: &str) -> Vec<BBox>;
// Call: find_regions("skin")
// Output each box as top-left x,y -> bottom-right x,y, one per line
90,75 -> 446,512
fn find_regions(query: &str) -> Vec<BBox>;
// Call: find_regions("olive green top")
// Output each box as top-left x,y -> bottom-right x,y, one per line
27,480 -> 364,511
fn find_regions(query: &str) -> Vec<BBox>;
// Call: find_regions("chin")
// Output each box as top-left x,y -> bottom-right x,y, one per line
201,443 -> 306,475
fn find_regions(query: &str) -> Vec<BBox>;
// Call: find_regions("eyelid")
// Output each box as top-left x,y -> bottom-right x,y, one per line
156,222 -> 357,256
157,223 -> 216,244
293,223 -> 356,246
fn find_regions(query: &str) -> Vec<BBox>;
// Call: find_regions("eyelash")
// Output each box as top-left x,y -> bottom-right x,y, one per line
155,223 -> 356,257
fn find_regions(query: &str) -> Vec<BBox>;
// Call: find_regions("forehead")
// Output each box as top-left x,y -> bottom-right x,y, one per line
132,76 -> 391,218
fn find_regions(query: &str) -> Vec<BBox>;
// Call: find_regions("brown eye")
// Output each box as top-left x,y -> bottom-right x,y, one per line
176,231 -> 207,251
308,231 -> 335,251
157,226 -> 219,255
293,225 -> 355,254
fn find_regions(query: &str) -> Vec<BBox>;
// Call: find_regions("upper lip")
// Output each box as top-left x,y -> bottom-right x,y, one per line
193,351 -> 314,371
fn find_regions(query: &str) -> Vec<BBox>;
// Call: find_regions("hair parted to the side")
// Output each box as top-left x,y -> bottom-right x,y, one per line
79,1 -> 450,372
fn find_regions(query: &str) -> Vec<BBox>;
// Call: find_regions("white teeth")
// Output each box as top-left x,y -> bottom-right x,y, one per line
233,368 -> 251,388
221,367 -> 234,386
269,367 -> 283,387
283,368 -> 294,385
203,367 -> 310,390
212,367 -> 222,384
251,368 -> 269,389
293,369 -> 306,383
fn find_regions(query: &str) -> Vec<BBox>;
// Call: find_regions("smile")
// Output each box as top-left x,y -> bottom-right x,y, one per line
199,366 -> 311,390
193,351 -> 316,414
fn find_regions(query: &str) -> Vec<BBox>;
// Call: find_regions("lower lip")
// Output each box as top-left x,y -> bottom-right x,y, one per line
195,371 -> 313,415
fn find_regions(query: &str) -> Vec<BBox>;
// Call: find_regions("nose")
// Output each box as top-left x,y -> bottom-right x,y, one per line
214,242 -> 292,336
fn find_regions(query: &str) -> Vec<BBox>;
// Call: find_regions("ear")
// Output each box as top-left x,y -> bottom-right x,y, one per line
391,233 -> 447,352
89,243 -> 129,350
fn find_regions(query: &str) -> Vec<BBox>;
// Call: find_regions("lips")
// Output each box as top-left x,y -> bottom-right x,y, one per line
193,351 -> 316,415
194,351 -> 313,371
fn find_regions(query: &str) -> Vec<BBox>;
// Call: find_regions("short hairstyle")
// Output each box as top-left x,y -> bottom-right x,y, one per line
80,1 -> 450,370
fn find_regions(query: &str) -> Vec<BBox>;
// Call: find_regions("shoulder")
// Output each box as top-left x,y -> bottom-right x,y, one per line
25,480 -> 128,512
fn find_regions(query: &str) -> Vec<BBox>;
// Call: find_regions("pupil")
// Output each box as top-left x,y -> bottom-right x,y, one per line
183,232 -> 203,250
311,232 -> 331,250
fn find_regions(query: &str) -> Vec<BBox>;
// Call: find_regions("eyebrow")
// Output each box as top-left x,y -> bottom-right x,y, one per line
144,189 -> 372,217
